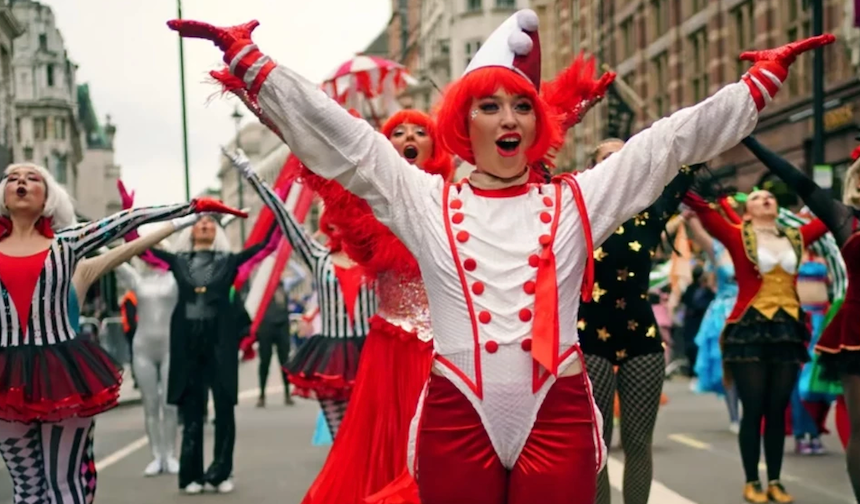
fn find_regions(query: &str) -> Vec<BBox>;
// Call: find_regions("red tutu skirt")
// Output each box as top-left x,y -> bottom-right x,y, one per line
0,339 -> 123,423
815,299 -> 860,381
286,334 -> 365,401
301,316 -> 432,504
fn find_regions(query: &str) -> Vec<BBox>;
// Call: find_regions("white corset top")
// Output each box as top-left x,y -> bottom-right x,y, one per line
757,245 -> 797,274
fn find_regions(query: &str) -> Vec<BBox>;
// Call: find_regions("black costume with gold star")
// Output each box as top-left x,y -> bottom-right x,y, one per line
578,165 -> 701,364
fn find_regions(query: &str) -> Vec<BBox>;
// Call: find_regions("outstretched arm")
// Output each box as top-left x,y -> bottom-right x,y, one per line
574,35 -> 835,244
683,210 -> 715,262
742,136 -> 853,245
169,20 -> 441,252
222,149 -> 327,270
683,192 -> 739,247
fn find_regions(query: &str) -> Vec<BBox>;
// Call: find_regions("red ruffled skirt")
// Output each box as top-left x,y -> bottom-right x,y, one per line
286,333 -> 365,401
300,315 -> 432,504
0,339 -> 123,423
815,299 -> 860,381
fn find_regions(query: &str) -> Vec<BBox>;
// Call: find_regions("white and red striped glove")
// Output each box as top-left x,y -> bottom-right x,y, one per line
167,19 -> 276,97
739,34 -> 835,111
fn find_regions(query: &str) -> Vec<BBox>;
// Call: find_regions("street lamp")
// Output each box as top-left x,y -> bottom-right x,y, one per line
231,105 -> 246,243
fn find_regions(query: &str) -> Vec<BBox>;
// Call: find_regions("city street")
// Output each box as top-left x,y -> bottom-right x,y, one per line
0,363 -> 855,504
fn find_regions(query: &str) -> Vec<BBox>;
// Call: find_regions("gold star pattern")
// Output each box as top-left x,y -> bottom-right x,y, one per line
592,283 -> 607,303
629,241 -> 642,252
646,325 -> 657,338
616,268 -> 629,281
615,299 -> 627,310
615,225 -> 625,235
594,247 -> 608,262
650,249 -> 656,258
616,349 -> 627,360
577,319 -> 586,331
627,320 -> 639,331
597,328 -> 611,341
680,165 -> 691,174
634,212 -> 650,226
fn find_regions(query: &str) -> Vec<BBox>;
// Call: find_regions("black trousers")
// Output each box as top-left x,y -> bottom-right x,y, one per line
258,326 -> 291,392
177,357 -> 236,488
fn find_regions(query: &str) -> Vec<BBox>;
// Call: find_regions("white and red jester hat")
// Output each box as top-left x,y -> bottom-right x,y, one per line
463,9 -> 542,91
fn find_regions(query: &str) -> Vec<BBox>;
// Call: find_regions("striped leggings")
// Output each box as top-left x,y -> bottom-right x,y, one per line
318,399 -> 348,437
0,417 -> 95,504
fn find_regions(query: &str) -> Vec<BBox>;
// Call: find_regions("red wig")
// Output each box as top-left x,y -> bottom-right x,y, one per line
436,67 -> 563,168
382,110 -> 455,181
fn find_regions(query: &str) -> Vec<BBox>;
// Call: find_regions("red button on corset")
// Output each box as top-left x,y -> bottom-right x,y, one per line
450,199 -> 463,209
542,196 -> 553,207
452,212 -> 464,224
456,230 -> 470,243
523,280 -> 536,294
540,212 -> 552,223
463,258 -> 477,271
521,338 -> 532,351
519,308 -> 532,322
472,282 -> 485,295
478,311 -> 491,324
539,234 -> 552,246
485,340 -> 499,353
528,254 -> 539,267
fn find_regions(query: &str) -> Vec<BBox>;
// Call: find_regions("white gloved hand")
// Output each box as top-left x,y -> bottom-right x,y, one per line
220,146 -> 253,177
171,213 -> 200,230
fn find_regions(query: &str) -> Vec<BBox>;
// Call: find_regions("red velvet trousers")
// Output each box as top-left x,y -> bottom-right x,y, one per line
416,373 -> 598,504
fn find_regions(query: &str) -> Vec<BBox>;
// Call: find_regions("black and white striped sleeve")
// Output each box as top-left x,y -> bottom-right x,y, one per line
243,168 -> 329,269
58,203 -> 194,258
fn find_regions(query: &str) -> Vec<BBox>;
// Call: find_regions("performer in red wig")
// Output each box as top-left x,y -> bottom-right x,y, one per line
169,9 -> 831,503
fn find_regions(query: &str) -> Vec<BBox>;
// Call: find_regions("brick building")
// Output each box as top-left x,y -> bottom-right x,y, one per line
535,0 -> 860,191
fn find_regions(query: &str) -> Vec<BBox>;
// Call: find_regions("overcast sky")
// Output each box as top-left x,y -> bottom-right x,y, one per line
44,0 -> 390,206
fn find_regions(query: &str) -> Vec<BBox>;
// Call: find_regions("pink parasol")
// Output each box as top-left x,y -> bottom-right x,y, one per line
321,54 -> 417,124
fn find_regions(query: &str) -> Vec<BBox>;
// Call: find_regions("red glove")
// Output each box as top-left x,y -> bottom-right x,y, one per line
192,198 -> 248,218
739,34 -> 835,111
851,145 -> 860,161
166,19 -> 258,57
118,179 -> 134,210
239,335 -> 256,361
682,192 -> 708,210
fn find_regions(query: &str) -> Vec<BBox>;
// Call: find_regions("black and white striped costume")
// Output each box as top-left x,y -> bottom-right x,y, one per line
0,202 -> 195,504
244,168 -> 376,435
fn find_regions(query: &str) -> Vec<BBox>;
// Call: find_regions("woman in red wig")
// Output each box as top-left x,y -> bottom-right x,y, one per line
170,9 -> 831,503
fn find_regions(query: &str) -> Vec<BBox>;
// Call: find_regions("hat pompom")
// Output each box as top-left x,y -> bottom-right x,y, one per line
517,9 -> 539,31
508,31 -> 533,56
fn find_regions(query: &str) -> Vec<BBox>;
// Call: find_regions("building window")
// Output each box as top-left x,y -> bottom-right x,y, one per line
465,39 -> 482,67
688,29 -> 708,103
14,118 -> 20,143
23,146 -> 33,160
731,1 -> 754,79
650,0 -> 669,40
651,52 -> 670,117
495,0 -> 515,8
46,117 -> 54,139
466,0 -> 482,12
57,118 -> 66,140
33,118 -> 46,140
689,0 -> 707,15
53,154 -> 67,184
38,33 -> 47,51
620,17 -> 634,60
46,64 -> 54,87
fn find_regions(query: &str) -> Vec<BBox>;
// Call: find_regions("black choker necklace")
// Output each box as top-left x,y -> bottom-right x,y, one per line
476,168 -> 528,183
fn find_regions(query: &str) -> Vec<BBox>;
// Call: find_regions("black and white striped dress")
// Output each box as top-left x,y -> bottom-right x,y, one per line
0,202 -> 195,423
245,171 -> 376,401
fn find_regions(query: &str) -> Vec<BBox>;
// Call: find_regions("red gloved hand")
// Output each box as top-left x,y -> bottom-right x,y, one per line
117,179 -> 134,210
739,34 -> 835,67
192,198 -> 248,218
166,19 -> 259,55
588,70 -> 615,102
239,335 -> 256,361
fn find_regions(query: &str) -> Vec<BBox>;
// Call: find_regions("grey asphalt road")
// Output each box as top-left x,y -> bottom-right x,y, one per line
0,365 -> 854,503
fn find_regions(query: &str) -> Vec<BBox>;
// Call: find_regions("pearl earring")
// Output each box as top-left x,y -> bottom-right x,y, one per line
470,109 -> 478,120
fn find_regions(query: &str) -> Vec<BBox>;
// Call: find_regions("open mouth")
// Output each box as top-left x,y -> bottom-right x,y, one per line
15,187 -> 26,197
495,134 -> 522,157
403,145 -> 419,161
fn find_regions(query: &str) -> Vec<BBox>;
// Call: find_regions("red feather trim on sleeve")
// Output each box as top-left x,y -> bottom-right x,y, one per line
283,158 -> 421,280
541,52 -> 613,131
